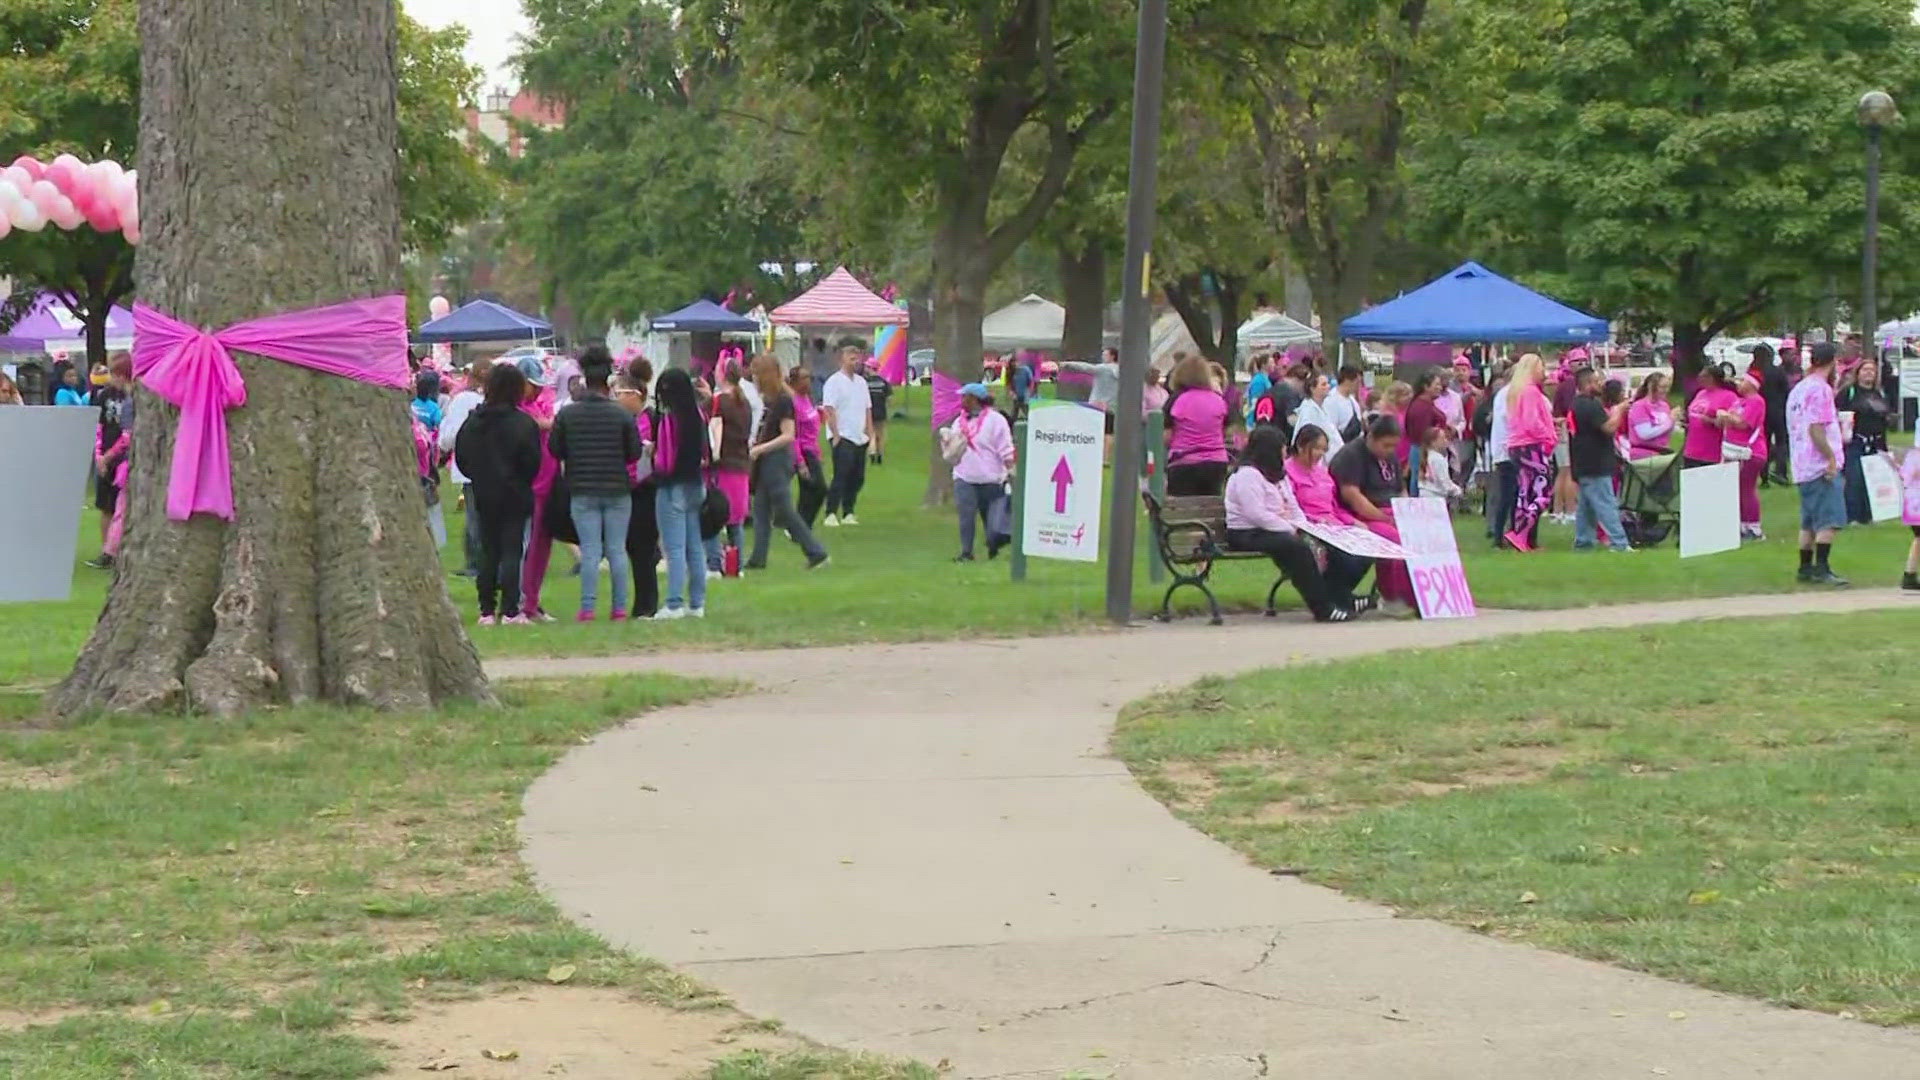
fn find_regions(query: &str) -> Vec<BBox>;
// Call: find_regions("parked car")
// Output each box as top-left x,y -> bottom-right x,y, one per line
908,348 -> 936,382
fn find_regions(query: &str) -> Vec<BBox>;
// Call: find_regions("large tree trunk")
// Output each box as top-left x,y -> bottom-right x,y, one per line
53,0 -> 489,716
924,226 -> 988,506
1058,237 -> 1107,362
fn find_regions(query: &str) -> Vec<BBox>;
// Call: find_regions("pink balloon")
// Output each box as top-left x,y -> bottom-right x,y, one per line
429,295 -> 451,318
1,166 -> 30,192
13,156 -> 43,180
50,199 -> 84,230
85,202 -> 119,232
44,160 -> 79,194
121,222 -> 140,245
110,175 -> 136,216
28,180 -> 62,217
0,215 -> 11,241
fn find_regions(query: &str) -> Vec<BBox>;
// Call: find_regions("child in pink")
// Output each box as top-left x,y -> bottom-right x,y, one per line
517,382 -> 560,621
1728,377 -> 1769,539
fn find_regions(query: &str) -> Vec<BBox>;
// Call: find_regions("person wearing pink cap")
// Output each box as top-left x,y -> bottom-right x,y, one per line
1728,373 -> 1770,540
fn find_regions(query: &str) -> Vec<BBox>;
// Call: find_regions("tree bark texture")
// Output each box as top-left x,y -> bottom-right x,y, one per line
1058,237 -> 1108,364
53,0 -> 489,716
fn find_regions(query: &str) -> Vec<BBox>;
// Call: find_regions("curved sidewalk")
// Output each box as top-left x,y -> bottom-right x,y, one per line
508,591 -> 1920,1080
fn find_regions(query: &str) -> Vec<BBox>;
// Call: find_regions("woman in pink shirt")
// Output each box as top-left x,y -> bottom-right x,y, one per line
1502,353 -> 1558,551
1625,372 -> 1675,459
1898,448 -> 1920,591
1285,425 -> 1356,525
788,367 -> 829,527
516,358 -> 561,622
1682,364 -> 1740,467
1223,426 -> 1366,622
1727,374 -> 1770,540
1162,354 -> 1231,495
941,383 -> 1016,561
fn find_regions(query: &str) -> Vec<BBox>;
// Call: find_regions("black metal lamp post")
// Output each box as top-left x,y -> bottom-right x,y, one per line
1859,90 -> 1898,362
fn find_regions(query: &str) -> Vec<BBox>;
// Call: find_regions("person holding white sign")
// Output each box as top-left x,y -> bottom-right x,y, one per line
1898,448 -> 1920,591
1225,427 -> 1368,622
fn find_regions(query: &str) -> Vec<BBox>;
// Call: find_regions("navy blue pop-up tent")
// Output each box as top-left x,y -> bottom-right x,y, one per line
1340,262 -> 1608,343
649,299 -> 759,333
416,299 -> 553,343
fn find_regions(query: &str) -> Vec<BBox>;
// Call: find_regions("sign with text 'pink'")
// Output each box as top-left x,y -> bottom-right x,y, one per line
1391,496 -> 1477,620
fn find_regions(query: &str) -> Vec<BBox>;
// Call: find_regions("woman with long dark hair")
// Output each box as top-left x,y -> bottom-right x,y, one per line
1682,362 -> 1740,468
789,366 -> 829,526
745,354 -> 830,571
454,363 -> 544,625
614,362 -> 660,617
1224,425 -> 1365,622
651,367 -> 711,618
705,361 -> 754,572
1838,359 -> 1892,524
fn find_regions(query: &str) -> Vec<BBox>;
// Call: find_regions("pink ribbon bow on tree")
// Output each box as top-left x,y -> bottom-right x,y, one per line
133,294 -> 412,522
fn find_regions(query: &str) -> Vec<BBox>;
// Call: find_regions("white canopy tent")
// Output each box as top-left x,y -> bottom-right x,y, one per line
1237,310 -> 1321,352
982,294 -> 1066,353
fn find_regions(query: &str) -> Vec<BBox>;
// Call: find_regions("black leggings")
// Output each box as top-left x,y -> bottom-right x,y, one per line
1166,461 -> 1230,497
1226,528 -> 1339,620
473,499 -> 530,618
626,483 -> 661,617
795,449 -> 829,526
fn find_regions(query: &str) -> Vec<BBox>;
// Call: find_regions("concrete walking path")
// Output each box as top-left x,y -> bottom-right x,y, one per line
507,591 -> 1920,1079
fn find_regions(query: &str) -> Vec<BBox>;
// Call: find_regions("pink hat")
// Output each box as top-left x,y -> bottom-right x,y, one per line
1452,353 -> 1472,369
1562,345 -> 1589,364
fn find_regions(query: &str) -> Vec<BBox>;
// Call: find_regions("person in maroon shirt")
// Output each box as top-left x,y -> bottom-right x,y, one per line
1404,371 -> 1446,495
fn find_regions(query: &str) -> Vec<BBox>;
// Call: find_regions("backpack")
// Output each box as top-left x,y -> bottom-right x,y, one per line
1253,393 -> 1276,426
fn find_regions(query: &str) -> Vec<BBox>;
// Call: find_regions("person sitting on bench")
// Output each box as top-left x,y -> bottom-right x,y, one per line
1224,426 -> 1370,623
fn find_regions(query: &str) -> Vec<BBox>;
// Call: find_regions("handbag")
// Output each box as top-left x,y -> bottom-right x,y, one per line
1721,428 -> 1758,463
699,482 -> 730,539
633,407 -> 658,484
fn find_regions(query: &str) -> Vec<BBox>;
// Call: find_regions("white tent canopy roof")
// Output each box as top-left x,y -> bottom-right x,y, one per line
982,294 -> 1066,352
1238,310 -> 1321,350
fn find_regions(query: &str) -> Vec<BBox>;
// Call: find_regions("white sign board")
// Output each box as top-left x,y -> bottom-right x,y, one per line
1861,452 -> 1903,522
1901,357 -> 1920,399
1391,496 -> 1477,619
1679,461 -> 1741,558
1021,403 -> 1104,562
0,405 -> 100,602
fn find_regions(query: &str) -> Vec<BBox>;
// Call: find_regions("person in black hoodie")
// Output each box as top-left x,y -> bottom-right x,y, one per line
549,347 -> 643,621
455,362 -> 544,626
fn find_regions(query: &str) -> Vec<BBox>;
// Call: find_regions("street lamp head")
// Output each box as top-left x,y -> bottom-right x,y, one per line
1859,90 -> 1898,128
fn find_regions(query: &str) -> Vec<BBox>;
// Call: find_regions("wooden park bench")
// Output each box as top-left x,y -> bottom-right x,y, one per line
1142,492 -> 1293,626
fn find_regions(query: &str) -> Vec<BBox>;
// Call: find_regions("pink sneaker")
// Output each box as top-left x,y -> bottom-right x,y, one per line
477,614 -> 497,627
609,610 -> 628,622
575,610 -> 596,624
1503,529 -> 1534,553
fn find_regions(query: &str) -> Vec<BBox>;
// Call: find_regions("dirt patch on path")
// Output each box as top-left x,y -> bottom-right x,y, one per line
359,987 -> 798,1079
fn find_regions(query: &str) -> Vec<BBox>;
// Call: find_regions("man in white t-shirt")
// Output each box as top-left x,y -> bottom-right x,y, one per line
820,346 -> 873,526
1325,365 -> 1363,442
437,357 -> 490,577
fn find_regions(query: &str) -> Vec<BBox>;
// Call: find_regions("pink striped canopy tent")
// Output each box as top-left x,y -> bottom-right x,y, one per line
769,266 -> 908,327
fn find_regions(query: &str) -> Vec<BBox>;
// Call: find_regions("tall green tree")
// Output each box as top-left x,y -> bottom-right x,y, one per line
1411,0 -> 1920,373
0,0 -> 490,367
702,0 -> 1131,385
511,0 -> 809,325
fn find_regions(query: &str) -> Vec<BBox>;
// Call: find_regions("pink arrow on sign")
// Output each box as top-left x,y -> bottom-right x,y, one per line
1050,455 -> 1074,513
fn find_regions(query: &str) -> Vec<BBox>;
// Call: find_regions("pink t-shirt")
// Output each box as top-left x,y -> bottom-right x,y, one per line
520,396 -> 559,497
1900,450 -> 1920,525
1626,398 -> 1674,459
626,412 -> 654,484
1727,393 -> 1768,463
1684,387 -> 1738,462
791,394 -> 821,466
1505,386 -> 1557,451
1786,374 -> 1841,484
1284,456 -> 1354,524
1167,388 -> 1230,465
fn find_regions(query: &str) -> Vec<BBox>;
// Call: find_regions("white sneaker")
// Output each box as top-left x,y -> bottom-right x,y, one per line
653,608 -> 687,621
840,514 -> 859,526
688,607 -> 706,619
823,514 -> 841,528
706,570 -> 723,580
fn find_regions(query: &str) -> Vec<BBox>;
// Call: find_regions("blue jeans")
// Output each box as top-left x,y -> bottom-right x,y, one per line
570,494 -> 632,614
655,479 -> 708,611
1572,475 -> 1629,550
1407,444 -> 1423,497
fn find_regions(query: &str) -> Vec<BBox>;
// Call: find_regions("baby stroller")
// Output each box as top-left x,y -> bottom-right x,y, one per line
1618,452 -> 1681,547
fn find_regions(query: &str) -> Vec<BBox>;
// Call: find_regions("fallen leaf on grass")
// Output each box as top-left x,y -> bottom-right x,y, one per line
481,1049 -> 519,1062
1667,1010 -> 1687,1021
935,1059 -> 953,1073
419,1060 -> 459,1072
1686,889 -> 1721,905
546,964 -> 576,984
1518,891 -> 1539,904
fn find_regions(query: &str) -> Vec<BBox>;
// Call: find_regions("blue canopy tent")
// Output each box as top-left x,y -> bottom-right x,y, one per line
416,299 -> 553,344
648,299 -> 759,333
1340,262 -> 1608,343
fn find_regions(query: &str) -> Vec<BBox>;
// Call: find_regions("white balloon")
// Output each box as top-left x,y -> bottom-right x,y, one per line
13,201 -> 46,231
51,198 -> 84,230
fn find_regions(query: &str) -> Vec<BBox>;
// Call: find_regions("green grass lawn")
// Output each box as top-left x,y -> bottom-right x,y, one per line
1116,612 -> 1920,1026
7,385 -> 1916,690
0,678 -> 931,1079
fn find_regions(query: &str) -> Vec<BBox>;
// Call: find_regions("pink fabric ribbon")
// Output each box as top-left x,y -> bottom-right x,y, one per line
932,371 -> 964,429
134,294 -> 412,522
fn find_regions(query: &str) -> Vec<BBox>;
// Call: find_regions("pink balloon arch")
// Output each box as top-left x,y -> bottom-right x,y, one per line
0,153 -> 140,244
